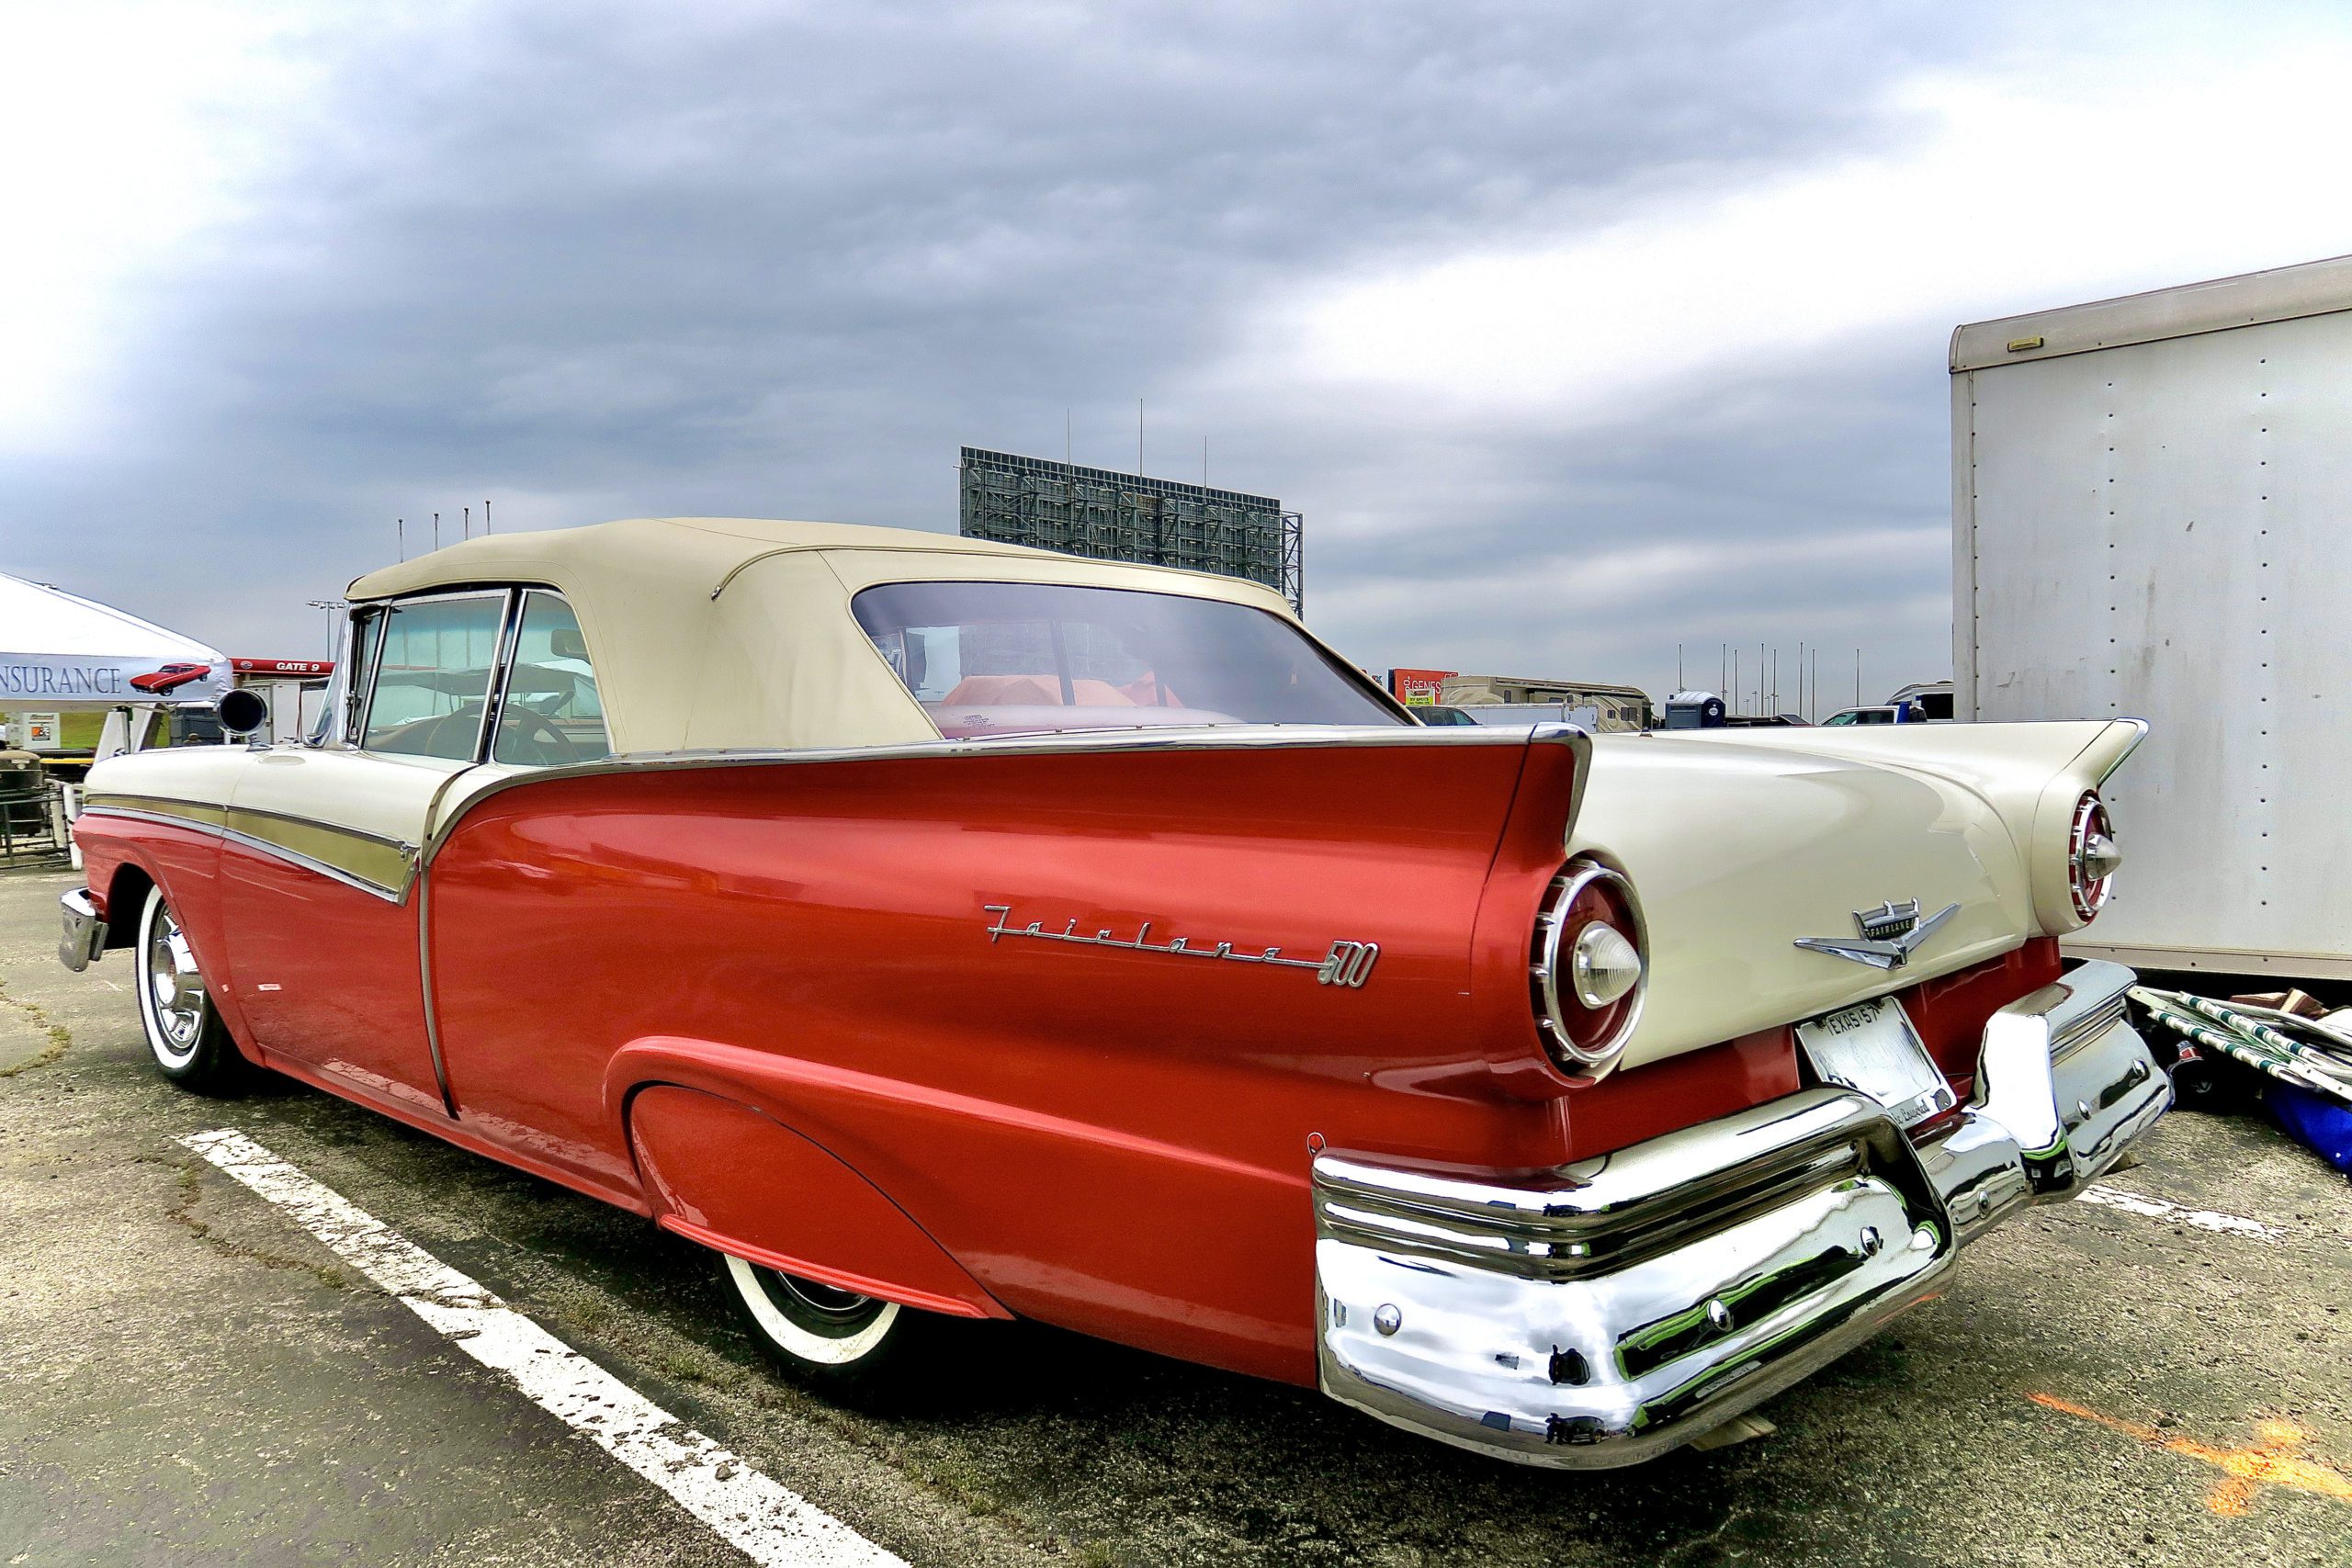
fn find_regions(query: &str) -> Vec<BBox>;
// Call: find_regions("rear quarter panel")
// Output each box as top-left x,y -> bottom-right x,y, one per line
425,737 -> 1578,1382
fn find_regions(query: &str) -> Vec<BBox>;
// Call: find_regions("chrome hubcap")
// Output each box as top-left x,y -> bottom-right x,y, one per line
754,1268 -> 890,1337
145,907 -> 206,1054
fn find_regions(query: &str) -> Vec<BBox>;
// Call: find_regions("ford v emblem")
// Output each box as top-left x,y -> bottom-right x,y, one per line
1793,900 -> 1960,970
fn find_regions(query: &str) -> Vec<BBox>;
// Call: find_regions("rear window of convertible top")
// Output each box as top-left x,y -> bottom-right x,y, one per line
851,580 -> 1406,739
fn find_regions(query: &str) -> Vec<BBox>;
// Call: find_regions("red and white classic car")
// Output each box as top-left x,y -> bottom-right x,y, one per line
58,518 -> 2167,1466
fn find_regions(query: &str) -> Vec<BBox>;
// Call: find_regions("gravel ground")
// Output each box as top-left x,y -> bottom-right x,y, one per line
4,864 -> 2347,1567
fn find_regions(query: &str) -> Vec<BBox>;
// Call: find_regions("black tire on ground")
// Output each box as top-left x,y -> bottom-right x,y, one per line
134,884 -> 249,1095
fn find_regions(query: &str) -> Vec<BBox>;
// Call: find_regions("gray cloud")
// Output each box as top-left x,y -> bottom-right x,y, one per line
11,0 -> 2057,697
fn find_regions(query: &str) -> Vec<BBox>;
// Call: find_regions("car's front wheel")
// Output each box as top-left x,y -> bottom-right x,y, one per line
135,885 -> 246,1094
718,1255 -> 932,1397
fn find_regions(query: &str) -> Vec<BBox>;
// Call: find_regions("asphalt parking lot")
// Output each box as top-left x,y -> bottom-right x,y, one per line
3,865 -> 2348,1568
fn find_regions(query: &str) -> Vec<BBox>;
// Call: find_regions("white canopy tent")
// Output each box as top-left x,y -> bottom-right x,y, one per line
1,571 -> 228,713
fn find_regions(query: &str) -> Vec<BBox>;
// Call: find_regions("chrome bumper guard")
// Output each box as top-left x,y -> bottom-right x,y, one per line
57,889 -> 106,973
1314,959 -> 2169,1468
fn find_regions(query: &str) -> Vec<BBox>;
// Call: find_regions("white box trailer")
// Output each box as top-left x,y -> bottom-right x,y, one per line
1951,255 -> 2352,982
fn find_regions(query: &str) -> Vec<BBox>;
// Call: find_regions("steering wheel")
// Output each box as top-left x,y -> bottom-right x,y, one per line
376,708 -> 481,760
495,710 -> 581,767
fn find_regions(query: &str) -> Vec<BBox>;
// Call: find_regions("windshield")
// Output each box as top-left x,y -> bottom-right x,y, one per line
852,580 -> 1405,739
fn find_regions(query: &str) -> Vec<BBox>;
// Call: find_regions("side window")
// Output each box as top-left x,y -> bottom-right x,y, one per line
492,592 -> 613,766
363,594 -> 507,761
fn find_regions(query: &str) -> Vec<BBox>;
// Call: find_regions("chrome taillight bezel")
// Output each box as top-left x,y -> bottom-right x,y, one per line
1530,859 -> 1648,1079
2068,791 -> 2120,921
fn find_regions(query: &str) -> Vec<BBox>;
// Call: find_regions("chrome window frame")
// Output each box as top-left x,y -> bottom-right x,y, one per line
312,604 -> 389,750
354,588 -> 523,765
486,588 -> 610,769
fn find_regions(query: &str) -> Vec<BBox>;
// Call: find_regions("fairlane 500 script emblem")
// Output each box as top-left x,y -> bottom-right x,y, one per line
983,904 -> 1380,988
1792,898 -> 1960,971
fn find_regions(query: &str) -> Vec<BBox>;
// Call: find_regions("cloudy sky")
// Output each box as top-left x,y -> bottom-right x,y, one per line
8,0 -> 2352,711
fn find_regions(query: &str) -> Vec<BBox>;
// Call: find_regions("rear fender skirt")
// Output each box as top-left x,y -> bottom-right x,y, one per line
620,1077 -> 1009,1320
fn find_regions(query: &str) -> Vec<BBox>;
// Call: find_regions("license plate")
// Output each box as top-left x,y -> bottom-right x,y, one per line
1796,997 -> 1954,1128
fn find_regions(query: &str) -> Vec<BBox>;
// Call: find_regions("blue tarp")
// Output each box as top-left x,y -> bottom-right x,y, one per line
2263,1082 -> 2352,1175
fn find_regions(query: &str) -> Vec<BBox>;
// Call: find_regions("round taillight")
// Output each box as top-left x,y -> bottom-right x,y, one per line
1531,860 -> 1647,1079
2069,792 -> 2121,921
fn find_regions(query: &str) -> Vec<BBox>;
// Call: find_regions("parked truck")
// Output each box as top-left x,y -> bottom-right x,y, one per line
1952,254 -> 2352,983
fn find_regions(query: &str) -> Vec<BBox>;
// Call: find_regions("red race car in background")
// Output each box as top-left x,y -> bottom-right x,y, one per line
128,662 -> 213,694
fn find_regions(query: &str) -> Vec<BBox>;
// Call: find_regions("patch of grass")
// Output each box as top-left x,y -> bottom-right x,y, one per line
163,1158 -> 352,1292
907,1452 -> 1008,1518
0,980 -> 72,1078
543,1295 -> 616,1337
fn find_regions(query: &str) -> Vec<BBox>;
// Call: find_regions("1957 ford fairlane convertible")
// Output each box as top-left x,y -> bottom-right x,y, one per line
58,517 -> 2166,1466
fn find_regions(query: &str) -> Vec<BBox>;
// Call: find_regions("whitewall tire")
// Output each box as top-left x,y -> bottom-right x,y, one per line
718,1254 -> 934,1396
134,885 -> 246,1094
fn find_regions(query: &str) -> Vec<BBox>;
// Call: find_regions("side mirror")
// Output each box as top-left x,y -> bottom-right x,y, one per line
216,688 -> 269,741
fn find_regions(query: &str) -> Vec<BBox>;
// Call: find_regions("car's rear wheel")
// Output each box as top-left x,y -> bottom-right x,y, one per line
719,1254 -> 928,1396
135,885 -> 246,1094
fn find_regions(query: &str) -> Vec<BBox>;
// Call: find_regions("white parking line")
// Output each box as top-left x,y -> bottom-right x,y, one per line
178,1128 -> 907,1568
2076,1182 -> 2283,1240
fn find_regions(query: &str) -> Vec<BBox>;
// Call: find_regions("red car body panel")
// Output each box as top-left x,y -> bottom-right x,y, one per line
218,842 -> 446,1120
70,732 -> 2065,1390
424,739 -> 1576,1382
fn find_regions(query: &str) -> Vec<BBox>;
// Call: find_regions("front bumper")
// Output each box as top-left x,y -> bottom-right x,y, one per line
1313,959 -> 2169,1468
58,889 -> 106,973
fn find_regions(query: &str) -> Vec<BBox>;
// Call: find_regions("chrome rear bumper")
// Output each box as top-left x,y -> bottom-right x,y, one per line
57,889 -> 106,973
1313,959 -> 2169,1468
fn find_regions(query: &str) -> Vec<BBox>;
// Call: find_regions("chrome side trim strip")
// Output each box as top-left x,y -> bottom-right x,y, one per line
83,795 -> 420,857
216,800 -> 419,858
2094,716 -> 2151,784
421,722 -> 1592,866
416,865 -> 456,1116
79,805 -> 413,905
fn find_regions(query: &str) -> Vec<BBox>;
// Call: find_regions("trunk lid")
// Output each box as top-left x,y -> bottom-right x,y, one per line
1574,722 -> 2138,1070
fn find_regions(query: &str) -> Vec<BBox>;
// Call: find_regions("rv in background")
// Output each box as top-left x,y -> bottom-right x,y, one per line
1441,673 -> 1652,731
1953,254 -> 2352,984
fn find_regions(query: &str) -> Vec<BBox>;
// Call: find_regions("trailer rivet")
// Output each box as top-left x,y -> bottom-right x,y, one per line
1858,1225 -> 1883,1258
2076,1099 -> 2093,1122
1704,1298 -> 1734,1332
1374,1303 -> 1402,1337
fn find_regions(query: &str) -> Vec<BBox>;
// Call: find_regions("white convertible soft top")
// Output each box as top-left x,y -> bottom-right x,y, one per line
345,518 -> 1305,754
